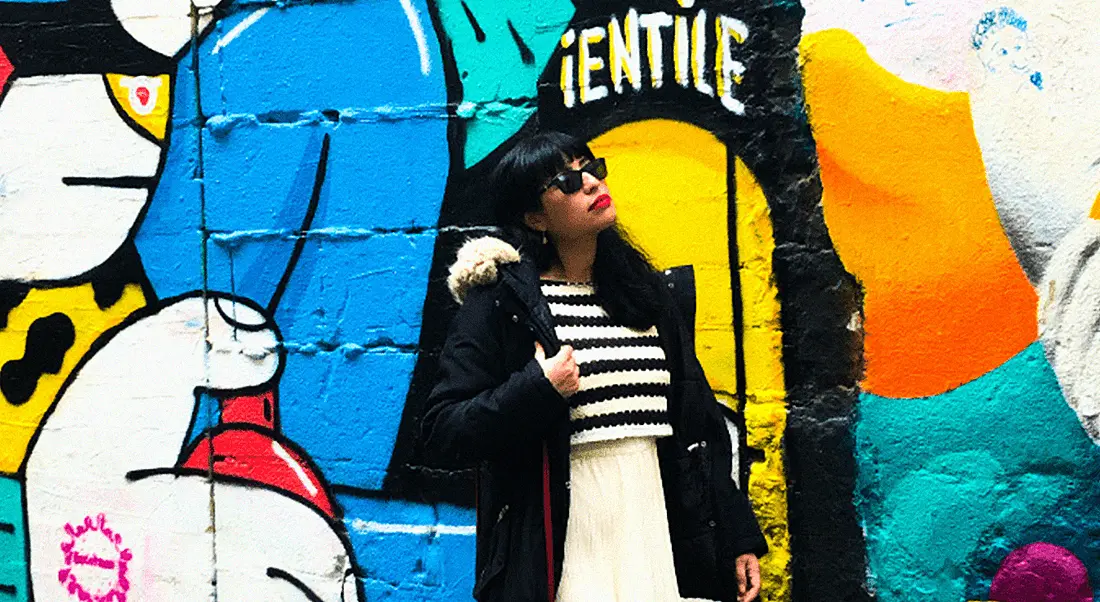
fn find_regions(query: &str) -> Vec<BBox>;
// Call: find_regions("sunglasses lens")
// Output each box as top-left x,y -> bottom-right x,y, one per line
557,172 -> 584,194
589,158 -> 607,180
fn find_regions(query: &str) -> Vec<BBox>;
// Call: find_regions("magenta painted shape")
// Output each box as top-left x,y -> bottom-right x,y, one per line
990,542 -> 1093,602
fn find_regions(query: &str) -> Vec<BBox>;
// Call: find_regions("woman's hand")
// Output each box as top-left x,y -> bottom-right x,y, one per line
534,342 -> 580,397
736,553 -> 761,601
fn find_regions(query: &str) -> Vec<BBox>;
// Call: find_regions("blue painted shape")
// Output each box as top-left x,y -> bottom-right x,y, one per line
0,475 -> 28,602
856,342 -> 1100,601
434,0 -> 574,165
199,1 -> 446,119
138,0 -> 449,498
265,232 -> 435,346
141,0 -> 449,306
134,65 -> 205,297
337,495 -> 475,601
280,348 -> 419,490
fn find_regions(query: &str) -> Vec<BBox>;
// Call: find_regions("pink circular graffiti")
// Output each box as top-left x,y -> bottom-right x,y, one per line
990,542 -> 1093,602
58,514 -> 132,602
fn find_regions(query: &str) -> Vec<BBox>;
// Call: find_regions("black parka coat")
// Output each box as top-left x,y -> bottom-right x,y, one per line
421,237 -> 768,602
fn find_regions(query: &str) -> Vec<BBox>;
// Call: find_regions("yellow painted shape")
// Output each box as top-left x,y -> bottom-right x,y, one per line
0,283 -> 146,474
734,157 -> 790,602
589,121 -> 790,602
590,121 -> 737,407
1090,189 -> 1100,220
106,73 -> 171,141
800,28 -> 1037,397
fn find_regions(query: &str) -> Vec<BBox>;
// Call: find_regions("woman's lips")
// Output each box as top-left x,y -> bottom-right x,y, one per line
589,194 -> 612,211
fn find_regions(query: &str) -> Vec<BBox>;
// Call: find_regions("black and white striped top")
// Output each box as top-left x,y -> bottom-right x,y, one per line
541,281 -> 674,446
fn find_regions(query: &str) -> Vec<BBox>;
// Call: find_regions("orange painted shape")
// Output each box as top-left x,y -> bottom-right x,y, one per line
801,29 -> 1037,398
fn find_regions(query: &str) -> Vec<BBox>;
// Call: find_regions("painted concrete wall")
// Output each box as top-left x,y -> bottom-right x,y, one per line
0,1 -> 1094,601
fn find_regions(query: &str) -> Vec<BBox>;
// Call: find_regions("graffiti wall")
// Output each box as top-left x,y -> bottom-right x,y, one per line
801,0 -> 1100,600
0,0 -> 1095,601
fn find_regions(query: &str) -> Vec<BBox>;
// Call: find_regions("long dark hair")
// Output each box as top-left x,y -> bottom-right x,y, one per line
490,131 -> 664,329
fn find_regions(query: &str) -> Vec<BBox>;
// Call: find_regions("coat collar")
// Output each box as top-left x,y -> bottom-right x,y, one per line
447,236 -> 561,352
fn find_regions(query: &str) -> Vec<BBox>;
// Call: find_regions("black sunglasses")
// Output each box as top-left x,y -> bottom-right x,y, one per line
540,158 -> 608,194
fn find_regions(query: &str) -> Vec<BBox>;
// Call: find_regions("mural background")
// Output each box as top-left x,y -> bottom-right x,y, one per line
0,0 -> 1096,600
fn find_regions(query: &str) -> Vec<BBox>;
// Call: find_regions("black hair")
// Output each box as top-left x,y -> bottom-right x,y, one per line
490,131 -> 664,329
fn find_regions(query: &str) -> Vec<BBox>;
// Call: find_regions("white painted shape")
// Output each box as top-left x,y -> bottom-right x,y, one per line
112,0 -> 219,57
25,296 -> 361,600
215,486 -> 361,601
211,7 -> 271,55
271,441 -> 319,497
25,296 -> 277,485
117,76 -> 163,116
800,0 -> 996,91
1038,219 -> 1100,444
397,0 -> 432,76
347,519 -> 476,536
724,415 -> 741,488
969,0 -> 1100,280
0,75 -> 161,282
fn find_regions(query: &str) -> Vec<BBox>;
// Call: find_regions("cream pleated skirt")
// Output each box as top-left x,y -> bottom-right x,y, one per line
556,436 -> 714,602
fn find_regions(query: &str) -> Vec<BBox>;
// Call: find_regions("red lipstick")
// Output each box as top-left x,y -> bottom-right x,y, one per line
589,194 -> 612,211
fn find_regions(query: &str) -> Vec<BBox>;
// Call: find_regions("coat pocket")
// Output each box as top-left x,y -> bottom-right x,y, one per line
473,505 -> 511,599
669,442 -> 717,536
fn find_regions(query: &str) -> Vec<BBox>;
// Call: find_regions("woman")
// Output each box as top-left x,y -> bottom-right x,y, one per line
421,131 -> 767,602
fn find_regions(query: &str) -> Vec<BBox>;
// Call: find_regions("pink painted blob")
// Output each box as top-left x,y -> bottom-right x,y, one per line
990,542 -> 1093,602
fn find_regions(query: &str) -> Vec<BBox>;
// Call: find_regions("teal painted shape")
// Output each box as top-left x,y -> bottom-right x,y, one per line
856,342 -> 1100,601
435,0 -> 574,166
0,475 -> 28,602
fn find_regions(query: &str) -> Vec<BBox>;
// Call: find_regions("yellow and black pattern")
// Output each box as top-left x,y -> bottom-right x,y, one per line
0,254 -> 146,475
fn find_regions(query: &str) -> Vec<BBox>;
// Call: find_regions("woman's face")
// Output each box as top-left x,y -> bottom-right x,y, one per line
526,156 -> 616,242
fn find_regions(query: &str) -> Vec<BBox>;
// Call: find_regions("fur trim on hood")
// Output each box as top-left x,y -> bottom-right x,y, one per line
448,237 -> 522,304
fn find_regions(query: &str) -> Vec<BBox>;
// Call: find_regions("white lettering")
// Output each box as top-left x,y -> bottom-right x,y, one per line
579,27 -> 609,104
639,12 -> 672,89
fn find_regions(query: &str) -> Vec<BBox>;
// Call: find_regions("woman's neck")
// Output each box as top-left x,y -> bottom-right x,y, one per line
545,234 -> 597,283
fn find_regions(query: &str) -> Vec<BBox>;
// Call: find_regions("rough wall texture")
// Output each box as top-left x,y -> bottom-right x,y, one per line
0,1 -> 1095,601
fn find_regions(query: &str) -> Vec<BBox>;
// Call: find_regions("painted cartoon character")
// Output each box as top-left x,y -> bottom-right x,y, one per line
972,7 -> 1042,89
0,1 -> 365,600
24,293 -> 360,601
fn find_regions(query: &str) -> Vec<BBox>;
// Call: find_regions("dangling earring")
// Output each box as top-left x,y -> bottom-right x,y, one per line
541,231 -> 548,245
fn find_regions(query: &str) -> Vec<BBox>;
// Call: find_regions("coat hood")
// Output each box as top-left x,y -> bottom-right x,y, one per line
447,236 -> 522,304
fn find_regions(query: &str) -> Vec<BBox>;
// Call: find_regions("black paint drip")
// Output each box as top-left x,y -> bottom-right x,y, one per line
1,313 -> 75,406
0,281 -> 30,331
507,20 -> 534,65
461,1 -> 486,43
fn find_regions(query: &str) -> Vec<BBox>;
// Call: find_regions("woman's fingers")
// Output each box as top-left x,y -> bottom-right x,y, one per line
736,554 -> 761,602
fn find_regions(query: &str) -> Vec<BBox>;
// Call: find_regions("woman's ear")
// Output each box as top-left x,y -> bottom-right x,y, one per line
524,211 -> 547,233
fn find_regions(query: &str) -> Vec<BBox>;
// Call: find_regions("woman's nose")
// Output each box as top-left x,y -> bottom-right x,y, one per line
581,171 -> 600,194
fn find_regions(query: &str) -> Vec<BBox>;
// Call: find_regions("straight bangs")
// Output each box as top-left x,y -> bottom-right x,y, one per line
492,132 -> 596,225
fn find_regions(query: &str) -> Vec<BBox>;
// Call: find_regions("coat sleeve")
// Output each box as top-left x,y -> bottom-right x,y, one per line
420,285 -> 567,465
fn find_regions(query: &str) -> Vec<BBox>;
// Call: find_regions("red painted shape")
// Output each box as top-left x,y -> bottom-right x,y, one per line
135,86 -> 150,106
0,45 -> 13,92
182,391 -> 337,519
